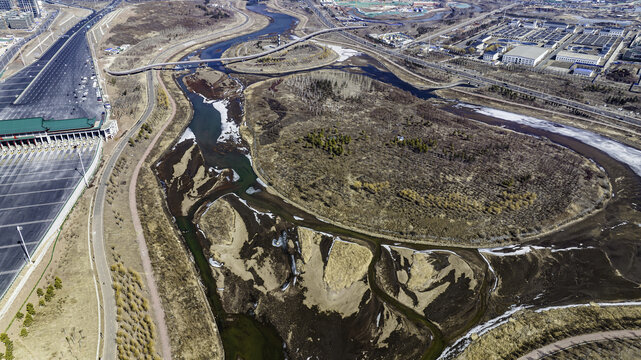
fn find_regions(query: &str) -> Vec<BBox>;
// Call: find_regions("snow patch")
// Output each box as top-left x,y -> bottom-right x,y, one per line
315,41 -> 361,62
245,186 -> 261,195
479,244 -> 546,257
479,252 -> 498,293
534,300 -> 641,313
173,127 -> 196,149
256,177 -> 268,188
293,216 -> 304,221
550,246 -> 594,253
458,104 -> 641,178
209,258 -> 223,268
233,194 -> 275,220
212,100 -> 241,144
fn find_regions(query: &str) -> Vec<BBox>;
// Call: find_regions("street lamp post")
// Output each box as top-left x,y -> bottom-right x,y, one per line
75,145 -> 88,187
16,226 -> 32,264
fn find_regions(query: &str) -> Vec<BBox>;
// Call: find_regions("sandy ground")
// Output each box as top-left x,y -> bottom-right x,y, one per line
298,228 -> 372,317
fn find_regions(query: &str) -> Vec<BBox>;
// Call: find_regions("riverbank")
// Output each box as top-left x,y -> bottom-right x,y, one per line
146,4 -> 641,360
241,70 -> 610,248
95,2 -> 272,358
453,303 -> 641,360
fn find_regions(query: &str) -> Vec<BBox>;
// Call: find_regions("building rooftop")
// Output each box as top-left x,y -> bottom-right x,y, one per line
574,68 -> 594,75
504,45 -> 548,59
557,50 -> 602,62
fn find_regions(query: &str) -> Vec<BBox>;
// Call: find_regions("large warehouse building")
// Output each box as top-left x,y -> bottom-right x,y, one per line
555,50 -> 603,65
502,45 -> 549,66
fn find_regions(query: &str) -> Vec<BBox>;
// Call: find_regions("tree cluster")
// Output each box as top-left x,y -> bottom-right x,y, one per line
606,68 -> 636,84
304,129 -> 351,156
0,333 -> 13,360
605,94 -> 638,106
351,181 -> 390,194
391,136 -> 437,153
488,85 -> 535,102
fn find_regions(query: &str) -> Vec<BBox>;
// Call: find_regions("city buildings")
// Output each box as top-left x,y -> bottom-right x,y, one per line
0,0 -> 39,18
15,0 -> 40,18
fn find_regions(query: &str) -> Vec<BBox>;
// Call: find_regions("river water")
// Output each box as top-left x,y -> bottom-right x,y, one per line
163,4 -> 641,360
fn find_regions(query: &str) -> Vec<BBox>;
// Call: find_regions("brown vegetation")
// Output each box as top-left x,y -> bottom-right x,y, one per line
244,70 -> 609,245
223,39 -> 339,73
110,259 -> 161,360
105,1 -> 230,48
458,305 -> 641,360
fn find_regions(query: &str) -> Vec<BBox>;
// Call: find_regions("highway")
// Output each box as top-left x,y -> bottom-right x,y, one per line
303,0 -> 641,129
91,4 -> 255,359
106,25 -> 366,76
0,0 -> 120,122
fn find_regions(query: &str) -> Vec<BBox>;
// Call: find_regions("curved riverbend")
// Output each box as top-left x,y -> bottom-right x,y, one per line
154,4 -> 641,360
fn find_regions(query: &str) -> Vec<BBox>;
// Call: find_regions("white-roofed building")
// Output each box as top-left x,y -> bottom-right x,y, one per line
502,46 -> 549,66
556,50 -> 602,65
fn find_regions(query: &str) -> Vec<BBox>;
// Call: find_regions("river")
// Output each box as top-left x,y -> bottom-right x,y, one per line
158,4 -> 641,360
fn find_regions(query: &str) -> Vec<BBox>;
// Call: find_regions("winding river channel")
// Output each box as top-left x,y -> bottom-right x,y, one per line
157,4 -> 641,359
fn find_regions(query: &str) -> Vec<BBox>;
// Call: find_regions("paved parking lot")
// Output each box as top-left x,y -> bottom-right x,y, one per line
0,141 -> 98,296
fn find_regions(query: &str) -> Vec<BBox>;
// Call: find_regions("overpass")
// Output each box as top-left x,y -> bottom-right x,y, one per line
107,25 -> 366,76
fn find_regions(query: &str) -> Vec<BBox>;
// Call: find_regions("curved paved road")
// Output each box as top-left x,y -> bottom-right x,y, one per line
91,4 -> 255,359
518,329 -> 641,360
107,25 -> 365,76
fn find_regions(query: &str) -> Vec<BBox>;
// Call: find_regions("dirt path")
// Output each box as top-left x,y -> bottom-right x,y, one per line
518,329 -> 641,360
127,71 -> 176,359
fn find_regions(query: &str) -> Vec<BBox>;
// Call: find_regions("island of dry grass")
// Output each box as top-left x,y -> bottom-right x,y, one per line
243,70 -> 610,246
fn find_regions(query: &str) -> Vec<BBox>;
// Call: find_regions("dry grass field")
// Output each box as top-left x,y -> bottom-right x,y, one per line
458,305 -> 641,360
244,70 -> 609,245
223,40 -> 339,74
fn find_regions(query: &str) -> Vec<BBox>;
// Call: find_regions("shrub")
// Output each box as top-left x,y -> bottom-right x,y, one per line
23,313 -> 33,327
19,329 -> 27,338
54,277 -> 62,289
26,303 -> 35,316
14,312 -> 23,320
36,288 -> 43,297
